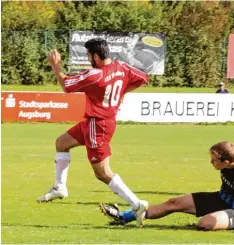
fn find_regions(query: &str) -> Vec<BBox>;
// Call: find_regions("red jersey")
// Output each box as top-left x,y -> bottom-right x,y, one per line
64,60 -> 149,119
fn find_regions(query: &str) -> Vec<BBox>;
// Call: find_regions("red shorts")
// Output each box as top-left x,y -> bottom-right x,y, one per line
67,118 -> 116,164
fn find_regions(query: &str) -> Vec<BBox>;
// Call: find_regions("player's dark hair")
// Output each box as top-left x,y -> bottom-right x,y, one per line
210,141 -> 234,162
85,38 -> 110,60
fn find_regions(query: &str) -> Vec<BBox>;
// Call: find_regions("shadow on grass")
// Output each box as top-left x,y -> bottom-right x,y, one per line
47,201 -> 131,207
2,222 -> 199,231
1,222 -> 90,229
48,201 -> 106,205
92,190 -> 185,196
36,190 -> 185,206
98,223 -> 199,231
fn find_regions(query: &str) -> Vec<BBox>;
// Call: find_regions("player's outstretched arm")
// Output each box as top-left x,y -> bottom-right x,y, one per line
48,49 -> 67,92
127,63 -> 149,93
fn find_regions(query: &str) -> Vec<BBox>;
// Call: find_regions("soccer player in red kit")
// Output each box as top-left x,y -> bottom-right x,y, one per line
37,38 -> 149,227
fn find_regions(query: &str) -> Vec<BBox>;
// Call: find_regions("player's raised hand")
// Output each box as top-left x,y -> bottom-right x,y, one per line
48,49 -> 61,67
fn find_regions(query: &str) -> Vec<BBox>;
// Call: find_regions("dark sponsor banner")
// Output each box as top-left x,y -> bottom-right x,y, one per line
69,31 -> 166,75
227,34 -> 234,78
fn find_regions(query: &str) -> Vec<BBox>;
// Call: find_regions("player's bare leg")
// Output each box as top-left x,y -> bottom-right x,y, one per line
37,133 -> 80,203
92,157 -> 148,227
147,194 -> 196,219
100,194 -> 195,225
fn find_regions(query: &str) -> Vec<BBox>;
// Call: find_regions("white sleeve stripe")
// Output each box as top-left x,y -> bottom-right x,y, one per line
64,70 -> 102,88
118,61 -> 130,71
64,79 -> 79,85
64,80 -> 79,87
65,69 -> 101,84
130,70 -> 148,83
118,61 -> 148,82
73,73 -> 103,91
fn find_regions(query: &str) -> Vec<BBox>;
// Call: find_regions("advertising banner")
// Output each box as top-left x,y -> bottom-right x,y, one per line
1,92 -> 85,122
2,92 -> 233,123
69,31 -> 166,75
227,34 -> 234,78
116,93 -> 234,123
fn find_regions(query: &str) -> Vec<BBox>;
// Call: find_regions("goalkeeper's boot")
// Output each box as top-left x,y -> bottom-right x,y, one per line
37,186 -> 68,203
134,200 -> 149,227
99,203 -> 126,225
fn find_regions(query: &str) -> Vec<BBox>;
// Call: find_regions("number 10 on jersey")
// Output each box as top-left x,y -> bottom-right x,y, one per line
102,80 -> 123,107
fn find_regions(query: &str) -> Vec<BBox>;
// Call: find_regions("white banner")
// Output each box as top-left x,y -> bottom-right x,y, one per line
116,93 -> 234,123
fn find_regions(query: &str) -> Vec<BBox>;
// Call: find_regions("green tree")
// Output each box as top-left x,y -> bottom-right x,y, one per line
1,1 -> 234,87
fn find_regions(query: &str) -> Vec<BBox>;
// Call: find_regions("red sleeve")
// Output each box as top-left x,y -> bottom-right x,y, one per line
64,69 -> 103,93
120,62 -> 149,92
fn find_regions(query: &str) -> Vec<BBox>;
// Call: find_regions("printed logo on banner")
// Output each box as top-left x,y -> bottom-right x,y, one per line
17,100 -> 69,120
116,93 -> 234,123
1,92 -> 86,123
18,110 -> 51,120
142,36 -> 164,47
5,94 -> 16,108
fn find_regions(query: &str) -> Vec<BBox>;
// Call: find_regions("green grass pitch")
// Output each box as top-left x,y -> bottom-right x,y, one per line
2,122 -> 234,243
